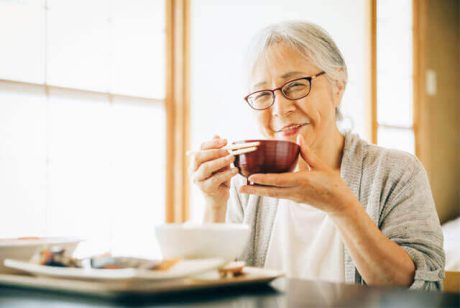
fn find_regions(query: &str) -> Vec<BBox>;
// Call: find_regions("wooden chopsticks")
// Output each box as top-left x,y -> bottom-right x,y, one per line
186,141 -> 259,156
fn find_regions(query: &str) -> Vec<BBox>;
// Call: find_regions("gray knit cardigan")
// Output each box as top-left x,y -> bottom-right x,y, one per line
226,131 -> 445,290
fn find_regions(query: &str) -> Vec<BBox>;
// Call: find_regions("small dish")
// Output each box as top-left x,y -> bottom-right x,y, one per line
155,223 -> 250,261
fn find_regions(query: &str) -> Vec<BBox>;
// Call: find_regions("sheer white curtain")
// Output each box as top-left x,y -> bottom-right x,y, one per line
0,0 -> 166,259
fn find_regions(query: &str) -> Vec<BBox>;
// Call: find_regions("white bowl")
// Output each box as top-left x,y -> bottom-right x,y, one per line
0,237 -> 82,273
155,223 -> 250,261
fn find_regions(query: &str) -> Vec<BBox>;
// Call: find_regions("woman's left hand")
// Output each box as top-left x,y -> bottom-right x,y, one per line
239,135 -> 357,215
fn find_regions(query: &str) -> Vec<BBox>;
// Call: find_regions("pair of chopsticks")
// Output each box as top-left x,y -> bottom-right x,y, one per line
186,141 -> 259,156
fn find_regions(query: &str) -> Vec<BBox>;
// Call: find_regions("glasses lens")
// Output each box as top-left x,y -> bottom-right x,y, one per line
247,91 -> 273,109
282,79 -> 311,99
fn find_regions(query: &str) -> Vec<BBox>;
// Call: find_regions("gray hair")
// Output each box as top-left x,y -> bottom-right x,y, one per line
245,21 -> 348,121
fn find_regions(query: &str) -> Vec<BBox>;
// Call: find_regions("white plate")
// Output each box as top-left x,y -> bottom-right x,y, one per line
0,267 -> 284,297
4,258 -> 226,282
0,237 -> 82,273
0,237 -> 82,247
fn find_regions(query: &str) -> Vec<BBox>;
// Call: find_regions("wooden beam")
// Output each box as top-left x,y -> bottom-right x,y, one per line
165,0 -> 191,223
444,271 -> 460,293
412,0 -> 460,223
412,0 -> 427,159
370,0 -> 377,144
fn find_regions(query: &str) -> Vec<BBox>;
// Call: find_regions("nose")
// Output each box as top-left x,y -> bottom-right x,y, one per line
271,90 -> 296,117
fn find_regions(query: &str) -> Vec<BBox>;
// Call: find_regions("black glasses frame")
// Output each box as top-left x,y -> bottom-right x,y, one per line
244,71 -> 326,110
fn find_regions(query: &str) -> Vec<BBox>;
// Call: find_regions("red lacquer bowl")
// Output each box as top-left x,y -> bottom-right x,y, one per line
233,139 -> 300,182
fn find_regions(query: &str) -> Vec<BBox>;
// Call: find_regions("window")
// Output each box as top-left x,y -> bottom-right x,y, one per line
0,0 -> 166,258
376,0 -> 414,153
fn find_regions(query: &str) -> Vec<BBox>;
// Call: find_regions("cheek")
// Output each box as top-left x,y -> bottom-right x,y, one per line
253,110 -> 272,136
303,91 -> 336,120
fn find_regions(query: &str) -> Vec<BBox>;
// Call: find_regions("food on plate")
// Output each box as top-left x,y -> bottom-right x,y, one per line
17,236 -> 42,240
37,246 -> 79,267
31,246 -> 180,271
218,261 -> 246,278
84,256 -> 180,270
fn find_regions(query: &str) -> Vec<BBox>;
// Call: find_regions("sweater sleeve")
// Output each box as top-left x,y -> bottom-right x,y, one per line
379,158 -> 445,291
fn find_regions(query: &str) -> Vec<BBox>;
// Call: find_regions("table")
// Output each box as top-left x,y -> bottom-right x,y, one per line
0,278 -> 458,307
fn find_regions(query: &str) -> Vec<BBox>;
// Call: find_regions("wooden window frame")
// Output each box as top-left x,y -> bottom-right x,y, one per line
165,0 -> 191,223
412,0 -> 426,158
370,0 -> 377,144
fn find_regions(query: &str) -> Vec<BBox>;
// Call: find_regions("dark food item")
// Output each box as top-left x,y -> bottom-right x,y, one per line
38,246 -> 79,268
33,246 -> 180,271
87,256 -> 179,270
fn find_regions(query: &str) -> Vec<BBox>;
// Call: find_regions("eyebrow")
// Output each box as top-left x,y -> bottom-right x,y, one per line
251,71 -> 305,90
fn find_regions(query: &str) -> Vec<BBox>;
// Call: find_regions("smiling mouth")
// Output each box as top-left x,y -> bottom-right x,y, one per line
275,123 -> 309,134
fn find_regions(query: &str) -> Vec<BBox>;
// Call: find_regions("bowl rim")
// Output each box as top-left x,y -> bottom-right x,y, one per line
0,237 -> 84,247
233,139 -> 299,146
155,223 -> 249,231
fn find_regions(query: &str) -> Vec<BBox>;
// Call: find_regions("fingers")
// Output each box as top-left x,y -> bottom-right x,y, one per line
190,148 -> 228,172
190,135 -> 240,201
247,173 -> 297,188
190,135 -> 228,172
194,154 -> 235,182
200,137 -> 227,150
197,167 -> 239,193
239,184 -> 294,199
296,135 -> 326,170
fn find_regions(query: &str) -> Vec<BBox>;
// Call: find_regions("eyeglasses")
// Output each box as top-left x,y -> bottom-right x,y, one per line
244,71 -> 326,110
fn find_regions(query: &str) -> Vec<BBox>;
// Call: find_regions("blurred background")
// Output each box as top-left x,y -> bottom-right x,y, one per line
0,0 -> 458,259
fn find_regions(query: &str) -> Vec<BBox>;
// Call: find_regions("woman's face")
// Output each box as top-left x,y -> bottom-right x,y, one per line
249,42 -> 344,148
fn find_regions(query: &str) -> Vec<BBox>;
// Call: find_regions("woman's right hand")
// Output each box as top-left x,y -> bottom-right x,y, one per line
190,135 -> 239,213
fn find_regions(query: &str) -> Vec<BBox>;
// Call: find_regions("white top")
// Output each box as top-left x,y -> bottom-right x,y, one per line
264,199 -> 345,283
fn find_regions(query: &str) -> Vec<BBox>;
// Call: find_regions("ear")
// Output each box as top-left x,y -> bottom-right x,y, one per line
332,79 -> 345,108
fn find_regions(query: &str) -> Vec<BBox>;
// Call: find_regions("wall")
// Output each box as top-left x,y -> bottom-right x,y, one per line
415,0 -> 460,223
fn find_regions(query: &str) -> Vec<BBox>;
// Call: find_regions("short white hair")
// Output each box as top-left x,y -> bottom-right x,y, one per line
246,20 -> 348,86
245,21 -> 348,120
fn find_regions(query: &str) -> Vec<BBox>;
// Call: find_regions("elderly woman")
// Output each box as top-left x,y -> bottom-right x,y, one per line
190,21 -> 444,290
